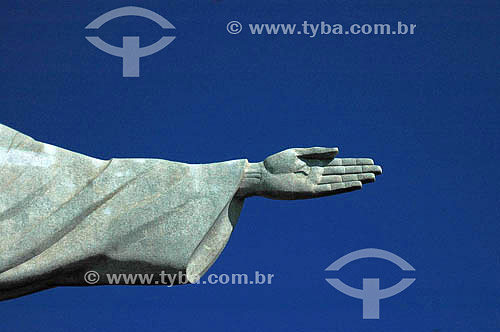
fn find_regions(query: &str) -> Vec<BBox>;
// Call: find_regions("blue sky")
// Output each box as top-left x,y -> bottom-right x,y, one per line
1,0 -> 499,331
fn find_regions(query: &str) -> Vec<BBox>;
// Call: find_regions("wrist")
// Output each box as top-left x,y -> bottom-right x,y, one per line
236,161 -> 264,197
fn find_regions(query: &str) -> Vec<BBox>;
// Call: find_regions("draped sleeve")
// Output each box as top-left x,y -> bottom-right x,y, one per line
0,124 -> 247,301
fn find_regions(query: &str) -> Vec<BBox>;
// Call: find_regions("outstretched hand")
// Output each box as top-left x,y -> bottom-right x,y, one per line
239,147 -> 382,200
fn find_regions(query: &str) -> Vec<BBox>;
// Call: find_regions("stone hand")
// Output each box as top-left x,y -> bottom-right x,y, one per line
238,147 -> 382,200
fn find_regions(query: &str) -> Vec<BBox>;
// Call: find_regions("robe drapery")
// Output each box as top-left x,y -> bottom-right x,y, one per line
0,124 -> 247,301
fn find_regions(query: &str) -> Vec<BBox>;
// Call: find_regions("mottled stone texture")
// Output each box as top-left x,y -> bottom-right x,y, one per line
0,124 -> 246,300
0,123 -> 382,301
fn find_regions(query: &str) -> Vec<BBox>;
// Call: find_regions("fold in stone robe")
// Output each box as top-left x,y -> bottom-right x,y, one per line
0,124 -> 247,301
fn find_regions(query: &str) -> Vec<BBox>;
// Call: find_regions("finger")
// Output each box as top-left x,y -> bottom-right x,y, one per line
363,165 -> 382,175
340,173 -> 376,183
322,165 -> 382,175
323,158 -> 374,166
315,181 -> 362,194
323,166 -> 361,174
295,147 -> 338,160
318,173 -> 375,184
318,175 -> 342,184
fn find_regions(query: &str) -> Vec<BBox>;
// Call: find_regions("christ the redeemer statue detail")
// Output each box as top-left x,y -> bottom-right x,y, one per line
0,123 -> 382,301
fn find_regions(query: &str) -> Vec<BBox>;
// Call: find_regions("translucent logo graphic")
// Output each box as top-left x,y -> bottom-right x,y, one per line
325,248 -> 415,319
85,6 -> 176,77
